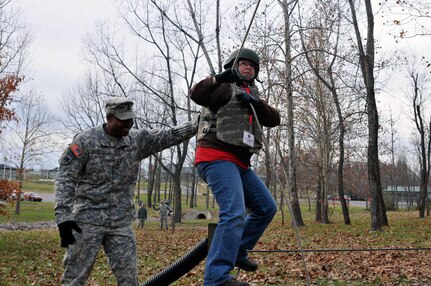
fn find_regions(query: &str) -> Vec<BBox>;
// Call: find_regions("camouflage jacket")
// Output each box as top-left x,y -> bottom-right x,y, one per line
159,203 -> 172,217
55,122 -> 196,227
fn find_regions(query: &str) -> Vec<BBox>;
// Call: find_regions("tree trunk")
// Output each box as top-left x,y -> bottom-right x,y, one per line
190,165 -> 196,208
348,0 -> 387,231
147,157 -> 154,208
315,178 -> 322,222
173,171 -> 182,224
136,163 -> 142,203
155,154 -> 162,203
321,164 -> 329,224
281,0 -> 304,227
264,129 -> 272,189
172,138 -> 191,224
332,88 -> 350,225
14,170 -> 23,215
280,189 -> 285,225
413,96 -> 431,217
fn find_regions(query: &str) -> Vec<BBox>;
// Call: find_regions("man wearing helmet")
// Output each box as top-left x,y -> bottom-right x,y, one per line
189,48 -> 280,286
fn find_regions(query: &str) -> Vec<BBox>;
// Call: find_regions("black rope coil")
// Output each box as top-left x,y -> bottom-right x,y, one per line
141,238 -> 208,286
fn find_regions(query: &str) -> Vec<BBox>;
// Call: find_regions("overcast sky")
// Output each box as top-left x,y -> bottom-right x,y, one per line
16,0 -> 118,109
15,0 -> 426,112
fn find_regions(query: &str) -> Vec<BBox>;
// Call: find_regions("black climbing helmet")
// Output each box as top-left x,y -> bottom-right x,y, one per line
223,48 -> 260,77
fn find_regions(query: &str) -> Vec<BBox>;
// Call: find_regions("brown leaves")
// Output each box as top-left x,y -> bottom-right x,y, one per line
240,216 -> 431,285
0,74 -> 21,124
0,179 -> 20,200
1,211 -> 431,285
132,215 -> 431,285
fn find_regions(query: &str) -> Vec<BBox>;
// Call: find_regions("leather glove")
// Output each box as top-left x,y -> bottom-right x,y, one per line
58,221 -> 82,248
214,68 -> 241,84
235,91 -> 263,107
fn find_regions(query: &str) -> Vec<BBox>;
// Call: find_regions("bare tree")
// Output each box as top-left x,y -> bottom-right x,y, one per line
0,0 -> 31,135
298,0 -> 357,225
279,0 -> 305,227
296,74 -> 338,224
60,71 -> 107,135
407,63 -> 430,218
79,0 -> 209,223
385,1 -> 431,39
348,0 -> 388,231
6,91 -> 57,214
0,0 -> 31,76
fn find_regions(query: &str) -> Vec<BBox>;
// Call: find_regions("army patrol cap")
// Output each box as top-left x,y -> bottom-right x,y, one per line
105,97 -> 137,120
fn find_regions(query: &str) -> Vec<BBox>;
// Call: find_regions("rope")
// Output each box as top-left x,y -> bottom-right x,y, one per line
231,0 -> 262,69
250,104 -> 311,286
249,246 -> 431,254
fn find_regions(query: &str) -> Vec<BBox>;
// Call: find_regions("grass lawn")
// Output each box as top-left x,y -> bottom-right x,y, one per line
22,180 -> 55,194
1,200 -> 431,285
0,201 -> 54,223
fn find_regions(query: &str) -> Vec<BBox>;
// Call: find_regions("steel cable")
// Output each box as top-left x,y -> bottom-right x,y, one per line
249,246 -> 431,254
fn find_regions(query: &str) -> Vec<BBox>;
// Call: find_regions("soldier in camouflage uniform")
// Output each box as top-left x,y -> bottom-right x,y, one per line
54,97 -> 197,286
154,200 -> 172,230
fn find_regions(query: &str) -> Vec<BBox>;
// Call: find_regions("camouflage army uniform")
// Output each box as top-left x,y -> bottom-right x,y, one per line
158,202 -> 171,230
55,121 -> 196,286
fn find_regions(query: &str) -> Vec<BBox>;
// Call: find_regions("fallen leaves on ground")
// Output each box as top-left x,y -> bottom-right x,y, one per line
1,211 -> 431,285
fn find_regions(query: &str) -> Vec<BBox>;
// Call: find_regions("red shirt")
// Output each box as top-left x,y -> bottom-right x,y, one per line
195,146 -> 249,170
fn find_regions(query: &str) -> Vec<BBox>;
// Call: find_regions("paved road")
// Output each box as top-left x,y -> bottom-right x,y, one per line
40,192 -> 55,203
329,199 -> 367,208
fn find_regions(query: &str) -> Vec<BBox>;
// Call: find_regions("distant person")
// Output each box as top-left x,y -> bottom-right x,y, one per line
154,200 -> 172,230
137,202 -> 147,229
190,48 -> 280,286
54,97 -> 197,286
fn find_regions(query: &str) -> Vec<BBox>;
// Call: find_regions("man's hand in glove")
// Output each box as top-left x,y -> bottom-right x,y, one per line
58,220 -> 82,248
235,91 -> 263,107
214,68 -> 242,84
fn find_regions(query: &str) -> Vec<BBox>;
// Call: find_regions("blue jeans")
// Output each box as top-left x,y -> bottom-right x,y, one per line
197,161 -> 277,286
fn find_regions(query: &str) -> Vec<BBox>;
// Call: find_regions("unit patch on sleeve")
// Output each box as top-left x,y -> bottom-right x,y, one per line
69,143 -> 83,158
59,143 -> 83,165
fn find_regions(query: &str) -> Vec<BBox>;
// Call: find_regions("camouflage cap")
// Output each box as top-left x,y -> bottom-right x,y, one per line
104,97 -> 137,120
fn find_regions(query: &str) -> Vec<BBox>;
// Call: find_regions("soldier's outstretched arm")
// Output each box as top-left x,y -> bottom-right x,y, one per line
137,117 -> 198,159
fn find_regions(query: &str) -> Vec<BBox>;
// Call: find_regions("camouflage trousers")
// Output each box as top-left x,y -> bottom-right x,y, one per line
160,215 -> 168,230
61,222 -> 138,286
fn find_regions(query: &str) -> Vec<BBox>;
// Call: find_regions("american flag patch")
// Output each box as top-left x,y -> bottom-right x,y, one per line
69,144 -> 83,157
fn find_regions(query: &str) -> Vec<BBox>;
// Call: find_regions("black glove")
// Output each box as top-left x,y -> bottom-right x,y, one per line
214,68 -> 241,84
58,221 -> 82,248
235,91 -> 263,107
